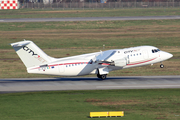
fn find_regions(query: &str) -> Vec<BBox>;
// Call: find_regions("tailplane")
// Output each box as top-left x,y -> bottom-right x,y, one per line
11,40 -> 54,68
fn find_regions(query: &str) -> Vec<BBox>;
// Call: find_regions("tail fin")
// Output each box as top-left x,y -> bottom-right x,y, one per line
11,40 -> 54,68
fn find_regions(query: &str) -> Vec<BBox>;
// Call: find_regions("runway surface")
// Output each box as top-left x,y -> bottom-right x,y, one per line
0,76 -> 180,93
1,16 -> 180,22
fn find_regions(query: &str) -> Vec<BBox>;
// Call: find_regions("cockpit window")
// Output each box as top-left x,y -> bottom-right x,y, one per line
152,49 -> 160,53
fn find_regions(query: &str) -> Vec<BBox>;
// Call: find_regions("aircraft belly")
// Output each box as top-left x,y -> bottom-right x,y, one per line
60,64 -> 96,76
124,57 -> 159,69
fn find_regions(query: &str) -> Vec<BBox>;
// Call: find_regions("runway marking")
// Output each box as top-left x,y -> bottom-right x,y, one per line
96,85 -> 180,88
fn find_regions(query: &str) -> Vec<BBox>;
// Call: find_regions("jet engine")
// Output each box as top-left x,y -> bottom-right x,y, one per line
110,58 -> 127,67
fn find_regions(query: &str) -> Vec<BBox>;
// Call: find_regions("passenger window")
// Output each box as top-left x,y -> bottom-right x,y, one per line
152,50 -> 154,53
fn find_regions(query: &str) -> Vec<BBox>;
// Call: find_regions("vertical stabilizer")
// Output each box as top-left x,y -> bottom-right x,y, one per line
11,40 -> 52,68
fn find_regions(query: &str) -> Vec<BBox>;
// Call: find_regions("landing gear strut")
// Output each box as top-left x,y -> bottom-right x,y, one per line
160,64 -> 164,68
97,74 -> 107,80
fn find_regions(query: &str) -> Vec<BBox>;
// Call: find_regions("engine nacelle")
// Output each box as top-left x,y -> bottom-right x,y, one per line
111,58 -> 127,67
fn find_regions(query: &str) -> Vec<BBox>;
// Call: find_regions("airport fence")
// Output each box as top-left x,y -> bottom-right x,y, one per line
20,2 -> 180,9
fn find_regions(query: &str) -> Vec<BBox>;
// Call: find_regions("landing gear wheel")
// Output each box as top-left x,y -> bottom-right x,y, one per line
160,64 -> 164,68
100,74 -> 107,80
97,74 -> 107,80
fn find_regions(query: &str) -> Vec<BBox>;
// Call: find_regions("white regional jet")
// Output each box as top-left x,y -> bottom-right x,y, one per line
11,40 -> 173,80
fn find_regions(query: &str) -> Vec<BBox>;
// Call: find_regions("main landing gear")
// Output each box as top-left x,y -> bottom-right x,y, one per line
97,74 -> 107,80
160,64 -> 164,68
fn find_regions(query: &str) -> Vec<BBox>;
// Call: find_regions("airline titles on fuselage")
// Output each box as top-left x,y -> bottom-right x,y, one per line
124,49 -> 140,54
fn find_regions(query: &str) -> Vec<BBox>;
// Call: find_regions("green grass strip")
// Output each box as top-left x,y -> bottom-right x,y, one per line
0,8 -> 180,19
0,89 -> 180,120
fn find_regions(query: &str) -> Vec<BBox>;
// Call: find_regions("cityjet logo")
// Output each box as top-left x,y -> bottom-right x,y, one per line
124,50 -> 133,54
124,49 -> 140,54
23,46 -> 37,56
23,46 -> 47,63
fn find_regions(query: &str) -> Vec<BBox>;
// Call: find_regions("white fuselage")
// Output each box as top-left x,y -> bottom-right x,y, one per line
27,46 -> 173,76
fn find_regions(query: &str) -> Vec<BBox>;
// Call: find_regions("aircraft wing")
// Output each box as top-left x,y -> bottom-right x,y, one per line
94,50 -> 127,69
95,50 -> 116,63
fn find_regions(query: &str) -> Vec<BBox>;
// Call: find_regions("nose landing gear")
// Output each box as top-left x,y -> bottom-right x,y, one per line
160,64 -> 164,68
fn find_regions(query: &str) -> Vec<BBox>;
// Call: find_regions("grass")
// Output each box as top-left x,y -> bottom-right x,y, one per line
0,89 -> 180,120
0,19 -> 180,78
0,10 -> 180,120
0,8 -> 180,19
1,20 -> 180,48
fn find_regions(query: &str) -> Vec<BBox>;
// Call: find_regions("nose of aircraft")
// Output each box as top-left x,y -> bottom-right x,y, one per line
167,53 -> 173,59
160,51 -> 173,61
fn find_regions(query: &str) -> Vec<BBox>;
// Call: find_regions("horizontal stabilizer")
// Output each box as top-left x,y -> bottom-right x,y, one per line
11,40 -> 31,47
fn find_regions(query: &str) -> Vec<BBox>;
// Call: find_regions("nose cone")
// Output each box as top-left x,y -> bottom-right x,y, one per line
167,53 -> 173,59
160,51 -> 173,61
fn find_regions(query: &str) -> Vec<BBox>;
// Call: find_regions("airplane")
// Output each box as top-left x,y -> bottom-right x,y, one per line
11,40 -> 173,80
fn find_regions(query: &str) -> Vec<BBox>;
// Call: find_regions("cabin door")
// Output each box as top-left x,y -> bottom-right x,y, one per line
143,50 -> 149,59
59,64 -> 65,73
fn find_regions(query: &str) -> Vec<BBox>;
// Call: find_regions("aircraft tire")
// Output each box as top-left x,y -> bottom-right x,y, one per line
160,64 -> 164,68
100,74 -> 107,80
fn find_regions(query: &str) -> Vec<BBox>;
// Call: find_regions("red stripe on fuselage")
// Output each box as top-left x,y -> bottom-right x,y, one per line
30,62 -> 89,70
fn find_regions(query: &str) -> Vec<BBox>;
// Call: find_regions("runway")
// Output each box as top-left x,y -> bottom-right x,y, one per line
0,76 -> 180,93
1,16 -> 180,22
